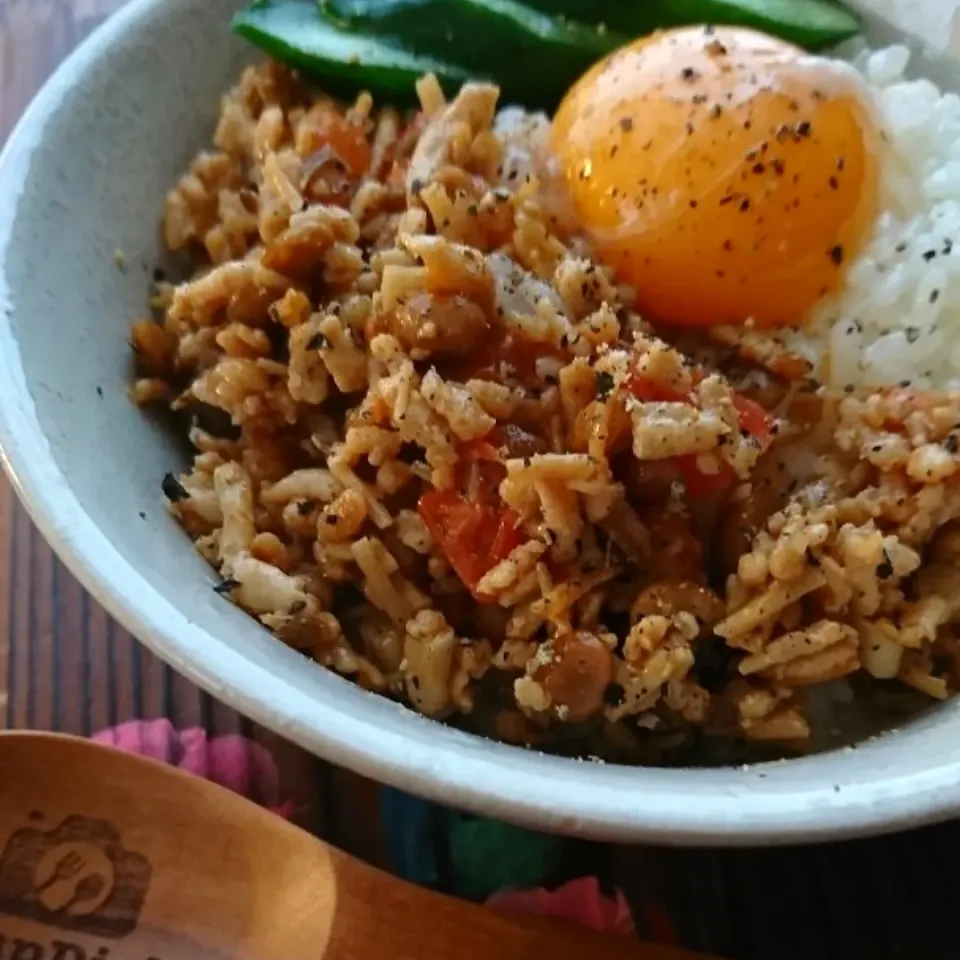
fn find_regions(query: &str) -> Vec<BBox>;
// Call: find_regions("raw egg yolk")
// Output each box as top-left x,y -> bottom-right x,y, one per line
550,26 -> 880,328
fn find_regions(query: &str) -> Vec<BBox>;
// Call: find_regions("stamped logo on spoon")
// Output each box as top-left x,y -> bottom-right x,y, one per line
0,815 -> 152,940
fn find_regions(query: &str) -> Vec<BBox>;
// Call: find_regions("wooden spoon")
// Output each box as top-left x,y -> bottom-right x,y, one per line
0,731 -> 720,960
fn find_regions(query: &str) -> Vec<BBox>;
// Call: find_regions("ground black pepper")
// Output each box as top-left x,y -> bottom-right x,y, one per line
603,682 -> 625,707
161,473 -> 188,502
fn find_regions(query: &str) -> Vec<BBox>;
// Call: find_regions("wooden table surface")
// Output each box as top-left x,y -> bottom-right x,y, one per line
7,5 -> 960,959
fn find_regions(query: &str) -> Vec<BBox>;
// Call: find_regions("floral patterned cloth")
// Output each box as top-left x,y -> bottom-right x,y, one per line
91,719 -> 294,819
488,877 -> 635,936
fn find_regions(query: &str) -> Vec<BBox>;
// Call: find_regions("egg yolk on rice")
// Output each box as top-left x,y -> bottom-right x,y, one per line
550,25 -> 881,329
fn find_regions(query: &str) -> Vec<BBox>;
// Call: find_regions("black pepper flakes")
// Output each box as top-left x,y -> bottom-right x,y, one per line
214,578 -> 240,596
875,551 -> 894,580
161,473 -> 188,502
905,326 -> 920,344
595,371 -> 615,400
619,117 -> 634,133
829,245 -> 845,266
923,249 -> 938,262
603,682 -> 625,707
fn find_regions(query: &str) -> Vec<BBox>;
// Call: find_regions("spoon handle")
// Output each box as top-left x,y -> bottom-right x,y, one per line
0,732 -> 717,960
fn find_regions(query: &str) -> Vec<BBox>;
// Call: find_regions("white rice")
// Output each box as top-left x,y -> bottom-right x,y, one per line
796,45 -> 960,390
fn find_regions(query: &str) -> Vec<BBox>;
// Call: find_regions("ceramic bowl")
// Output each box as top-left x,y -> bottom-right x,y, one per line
1,0 -> 959,844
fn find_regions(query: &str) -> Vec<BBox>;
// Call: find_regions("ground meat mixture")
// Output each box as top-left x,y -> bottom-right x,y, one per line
129,62 -> 960,764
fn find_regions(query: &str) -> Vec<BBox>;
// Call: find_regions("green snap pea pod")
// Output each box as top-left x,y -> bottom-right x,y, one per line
232,0 -> 472,104
520,0 -> 860,51
322,0 -> 628,108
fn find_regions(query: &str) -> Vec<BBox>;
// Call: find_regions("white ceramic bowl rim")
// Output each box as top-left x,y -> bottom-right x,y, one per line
2,0 -> 960,844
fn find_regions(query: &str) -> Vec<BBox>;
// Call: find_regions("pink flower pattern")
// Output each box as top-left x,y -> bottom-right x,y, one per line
488,877 -> 636,937
91,719 -> 294,819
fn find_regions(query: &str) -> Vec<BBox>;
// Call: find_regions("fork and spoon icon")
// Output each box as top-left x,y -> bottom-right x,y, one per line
33,847 -> 110,915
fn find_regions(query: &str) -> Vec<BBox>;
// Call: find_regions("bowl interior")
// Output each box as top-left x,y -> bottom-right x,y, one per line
3,0 -> 960,843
